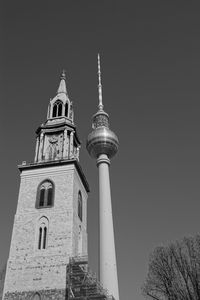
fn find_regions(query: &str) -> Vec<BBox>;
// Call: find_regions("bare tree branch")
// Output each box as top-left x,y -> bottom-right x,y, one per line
142,235 -> 200,300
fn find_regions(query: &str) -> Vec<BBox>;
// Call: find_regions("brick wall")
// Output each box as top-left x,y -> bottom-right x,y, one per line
4,288 -> 67,300
3,163 -> 88,298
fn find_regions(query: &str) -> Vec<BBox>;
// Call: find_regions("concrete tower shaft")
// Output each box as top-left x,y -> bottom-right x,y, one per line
86,55 -> 119,300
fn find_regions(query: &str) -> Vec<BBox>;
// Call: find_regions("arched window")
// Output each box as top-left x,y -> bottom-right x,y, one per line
38,217 -> 49,250
52,100 -> 63,118
53,104 -> 57,118
36,180 -> 54,208
78,191 -> 82,221
32,293 -> 41,300
65,103 -> 68,117
43,227 -> 47,249
58,102 -> 62,116
39,187 -> 45,207
38,227 -> 42,249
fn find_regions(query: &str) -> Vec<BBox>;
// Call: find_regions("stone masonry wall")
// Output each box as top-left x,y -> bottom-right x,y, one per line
3,163 -> 88,299
4,288 -> 67,300
72,169 -> 88,257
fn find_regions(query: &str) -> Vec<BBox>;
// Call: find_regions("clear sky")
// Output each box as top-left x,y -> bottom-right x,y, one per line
1,1 -> 200,300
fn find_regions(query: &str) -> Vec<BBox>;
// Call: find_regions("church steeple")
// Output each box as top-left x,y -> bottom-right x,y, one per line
2,69 -> 89,300
47,71 -> 73,121
34,71 -> 80,163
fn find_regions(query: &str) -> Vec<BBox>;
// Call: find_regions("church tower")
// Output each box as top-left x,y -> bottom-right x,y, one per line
3,72 -> 89,299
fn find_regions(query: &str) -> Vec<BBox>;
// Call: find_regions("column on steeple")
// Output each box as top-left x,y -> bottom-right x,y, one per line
34,136 -> 39,162
69,131 -> 74,159
37,132 -> 44,161
63,128 -> 69,158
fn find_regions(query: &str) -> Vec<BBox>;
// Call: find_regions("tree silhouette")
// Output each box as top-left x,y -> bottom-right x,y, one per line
143,235 -> 200,300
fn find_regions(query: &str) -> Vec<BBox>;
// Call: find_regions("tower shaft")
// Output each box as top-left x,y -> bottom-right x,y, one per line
97,154 -> 119,300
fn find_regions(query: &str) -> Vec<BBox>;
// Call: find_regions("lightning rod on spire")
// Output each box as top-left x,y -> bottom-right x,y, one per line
61,69 -> 66,80
98,54 -> 104,111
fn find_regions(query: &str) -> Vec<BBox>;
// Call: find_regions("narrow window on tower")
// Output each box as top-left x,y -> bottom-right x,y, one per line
39,187 -> 45,207
37,217 -> 49,250
58,102 -> 62,116
65,102 -> 68,117
52,104 -> 57,118
47,186 -> 53,206
78,191 -> 82,221
43,227 -> 47,249
52,100 -> 63,118
36,180 -> 54,208
38,227 -> 42,249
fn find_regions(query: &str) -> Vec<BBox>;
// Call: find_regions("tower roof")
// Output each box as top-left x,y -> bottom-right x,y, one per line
57,70 -> 68,95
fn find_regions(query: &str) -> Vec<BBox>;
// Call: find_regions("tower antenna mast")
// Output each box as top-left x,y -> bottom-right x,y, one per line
98,53 -> 104,111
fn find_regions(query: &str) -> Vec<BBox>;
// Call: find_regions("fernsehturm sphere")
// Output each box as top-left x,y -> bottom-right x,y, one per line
86,55 -> 120,300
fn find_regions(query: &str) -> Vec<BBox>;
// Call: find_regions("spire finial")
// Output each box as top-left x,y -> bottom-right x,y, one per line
57,69 -> 67,94
61,69 -> 66,80
98,54 -> 104,111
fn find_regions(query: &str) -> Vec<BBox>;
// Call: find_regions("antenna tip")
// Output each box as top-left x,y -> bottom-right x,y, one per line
98,53 -> 101,63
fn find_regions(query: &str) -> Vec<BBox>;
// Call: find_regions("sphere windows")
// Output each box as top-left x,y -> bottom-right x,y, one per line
78,191 -> 82,221
52,100 -> 63,118
36,180 -> 54,208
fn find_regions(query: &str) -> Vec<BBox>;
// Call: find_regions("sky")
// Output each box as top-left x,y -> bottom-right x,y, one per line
1,1 -> 200,299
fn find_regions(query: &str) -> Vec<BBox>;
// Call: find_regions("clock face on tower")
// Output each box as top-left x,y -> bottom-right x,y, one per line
44,133 -> 64,161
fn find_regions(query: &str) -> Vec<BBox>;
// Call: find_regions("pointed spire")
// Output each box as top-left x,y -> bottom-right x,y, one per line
98,54 -> 104,111
57,69 -> 67,95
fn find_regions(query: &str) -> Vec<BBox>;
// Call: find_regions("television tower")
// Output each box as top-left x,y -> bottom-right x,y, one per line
86,55 -> 119,300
